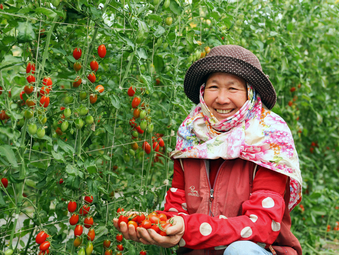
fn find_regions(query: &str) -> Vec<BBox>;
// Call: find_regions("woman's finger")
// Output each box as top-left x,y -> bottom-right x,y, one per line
137,227 -> 155,244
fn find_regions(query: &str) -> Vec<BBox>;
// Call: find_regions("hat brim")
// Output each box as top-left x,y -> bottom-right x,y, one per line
184,55 -> 277,110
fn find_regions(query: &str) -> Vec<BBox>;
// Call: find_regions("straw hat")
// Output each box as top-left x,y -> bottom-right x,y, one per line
184,45 -> 276,110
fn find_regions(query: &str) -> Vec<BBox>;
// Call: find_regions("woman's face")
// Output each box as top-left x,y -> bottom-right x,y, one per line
204,72 -> 247,121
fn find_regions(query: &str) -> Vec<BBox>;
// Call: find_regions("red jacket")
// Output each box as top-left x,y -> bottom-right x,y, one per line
160,158 -> 302,255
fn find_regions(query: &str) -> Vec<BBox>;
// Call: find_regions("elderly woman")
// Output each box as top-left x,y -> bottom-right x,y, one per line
114,45 -> 302,255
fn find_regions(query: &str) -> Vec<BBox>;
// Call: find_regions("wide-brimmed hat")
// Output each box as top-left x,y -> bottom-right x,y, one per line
184,45 -> 276,110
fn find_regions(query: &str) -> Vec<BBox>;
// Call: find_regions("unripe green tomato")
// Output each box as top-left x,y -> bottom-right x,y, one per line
85,115 -> 94,124
164,0 -> 170,8
36,128 -> 45,138
86,241 -> 93,255
188,55 -> 193,63
64,96 -> 74,104
140,120 -> 147,131
139,110 -> 147,119
64,107 -> 72,118
5,249 -> 14,255
165,17 -> 173,26
38,115 -> 47,124
53,120 -> 59,128
195,50 -> 201,60
136,32 -> 144,44
18,118 -> 25,126
153,0 -> 159,5
163,42 -> 168,49
147,123 -> 154,133
129,149 -> 135,156
123,154 -> 130,163
28,123 -> 37,135
24,109 -> 34,119
79,91 -> 87,100
61,121 -> 69,131
52,0 -> 60,7
132,130 -> 138,138
79,106 -> 89,116
70,128 -> 74,135
75,119 -> 84,129
52,132 -> 57,138
78,248 -> 85,255
156,38 -> 163,47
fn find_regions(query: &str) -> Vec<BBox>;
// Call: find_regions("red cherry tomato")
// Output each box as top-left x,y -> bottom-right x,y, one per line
69,214 -> 79,225
73,48 -> 82,60
84,195 -> 93,204
158,213 -> 167,222
127,86 -> 136,97
158,137 -> 165,147
68,201 -> 77,213
39,86 -> 50,96
90,60 -> 99,72
79,204 -> 90,216
1,177 -> 8,188
140,219 -> 152,229
87,228 -> 95,241
95,85 -> 104,93
116,244 -> 124,251
26,62 -> 36,74
26,75 -> 35,84
24,85 -> 34,94
128,220 -> 138,230
35,231 -> 47,244
84,216 -> 94,228
103,239 -> 111,248
73,77 -> 82,88
118,215 -> 128,226
131,97 -> 141,108
42,77 -> 52,88
98,44 -> 107,58
39,96 -> 50,108
142,141 -> 151,154
87,72 -> 96,83
74,225 -> 83,237
116,233 -> 123,242
140,251 -> 147,255
39,241 -> 50,251
90,94 -> 97,104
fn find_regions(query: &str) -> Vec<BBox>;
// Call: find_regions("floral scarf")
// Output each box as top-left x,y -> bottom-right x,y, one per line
171,84 -> 302,210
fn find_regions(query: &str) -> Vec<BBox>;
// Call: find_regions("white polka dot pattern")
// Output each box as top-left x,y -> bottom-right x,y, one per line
271,220 -> 281,231
179,238 -> 186,247
199,222 -> 212,236
240,226 -> 253,238
168,208 -> 178,212
262,197 -> 275,208
249,214 -> 258,223
170,188 -> 177,192
219,215 -> 227,219
178,212 -> 187,215
215,245 -> 228,250
181,203 -> 187,211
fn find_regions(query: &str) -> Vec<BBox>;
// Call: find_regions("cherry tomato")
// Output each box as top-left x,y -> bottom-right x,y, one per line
127,86 -> 135,97
26,75 -> 35,84
129,117 -> 137,127
165,17 -> 173,26
116,233 -> 123,242
98,44 -> 106,58
24,85 -> 34,94
35,231 -> 47,244
95,85 -> 104,93
73,236 -> 82,247
84,195 -> 93,204
131,97 -> 141,108
104,250 -> 113,255
158,213 -> 167,222
55,127 -> 63,136
79,204 -> 90,215
148,214 -> 160,224
78,247 -> 85,255
90,94 -> 97,104
20,91 -> 25,101
36,128 -> 45,138
84,216 -> 94,228
73,77 -> 82,88
150,224 -> 160,233
118,215 -> 128,226
87,228 -> 95,241
140,219 -> 152,229
59,178 -> 63,184
74,225 -> 83,237
103,239 -> 111,248
90,60 -> 99,72
140,251 -> 147,255
40,96 -> 50,108
117,207 -> 124,213
133,108 -> 140,118
68,201 -> 77,213
28,123 -> 37,135
142,141 -> 151,154
159,222 -> 172,236
73,48 -> 82,60
137,213 -> 146,224
86,241 -> 93,255
140,120 -> 147,131
116,244 -> 124,251
39,86 -> 50,96
158,137 -> 165,147
80,91 -> 87,100
139,110 -> 146,119
42,77 -> 52,88
1,177 -> 8,188
26,62 -> 36,74
73,62 -> 82,72
136,126 -> 144,134
87,72 -> 96,83
39,241 -> 50,251
69,214 -> 79,225
128,220 -> 138,230
0,86 -> 2,95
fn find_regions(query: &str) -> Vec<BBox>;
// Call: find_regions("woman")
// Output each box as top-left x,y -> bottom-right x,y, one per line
114,45 -> 302,255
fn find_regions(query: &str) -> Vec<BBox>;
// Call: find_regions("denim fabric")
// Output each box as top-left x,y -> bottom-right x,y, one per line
224,241 -> 273,255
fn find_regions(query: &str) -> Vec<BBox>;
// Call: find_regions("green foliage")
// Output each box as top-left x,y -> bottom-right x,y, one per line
0,0 -> 338,254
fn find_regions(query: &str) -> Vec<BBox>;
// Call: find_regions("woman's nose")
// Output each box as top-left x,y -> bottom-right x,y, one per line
216,90 -> 231,104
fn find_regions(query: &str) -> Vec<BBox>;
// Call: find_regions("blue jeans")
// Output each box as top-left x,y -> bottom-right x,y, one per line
224,241 -> 273,255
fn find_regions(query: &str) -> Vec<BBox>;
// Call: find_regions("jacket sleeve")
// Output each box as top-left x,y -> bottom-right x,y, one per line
160,162 -> 287,250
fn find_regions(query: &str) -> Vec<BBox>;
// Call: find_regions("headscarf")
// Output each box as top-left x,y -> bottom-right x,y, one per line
170,84 -> 302,211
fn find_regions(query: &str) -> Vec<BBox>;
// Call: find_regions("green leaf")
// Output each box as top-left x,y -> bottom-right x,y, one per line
17,22 -> 36,43
0,145 -> 18,167
137,48 -> 147,59
169,0 -> 182,15
51,48 -> 67,55
0,191 -> 6,206
148,14 -> 162,22
11,87 -> 22,99
87,165 -> 97,174
110,95 -> 121,109
0,127 -> 20,140
57,139 -> 75,155
36,176 -> 47,189
51,151 -> 65,162
35,7 -> 57,18
66,164 -> 83,178
154,25 -> 165,37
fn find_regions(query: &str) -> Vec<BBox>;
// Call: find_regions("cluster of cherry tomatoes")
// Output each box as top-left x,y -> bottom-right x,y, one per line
35,230 -> 50,254
67,195 -> 96,254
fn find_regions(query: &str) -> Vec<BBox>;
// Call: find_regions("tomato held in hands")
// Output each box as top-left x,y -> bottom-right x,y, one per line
74,225 -> 83,237
68,201 -> 77,213
98,44 -> 106,58
35,231 -> 47,244
118,215 -> 128,226
90,60 -> 99,72
73,48 -> 82,60
69,214 -> 79,225
140,219 -> 152,229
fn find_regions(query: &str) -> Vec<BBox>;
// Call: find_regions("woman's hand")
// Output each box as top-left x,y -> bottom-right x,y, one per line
113,218 -> 141,242
137,216 -> 185,248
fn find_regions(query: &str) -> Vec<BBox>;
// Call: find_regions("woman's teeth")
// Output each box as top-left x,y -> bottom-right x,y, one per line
216,109 -> 232,114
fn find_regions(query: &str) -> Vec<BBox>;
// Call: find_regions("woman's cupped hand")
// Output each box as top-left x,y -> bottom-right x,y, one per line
113,215 -> 185,248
